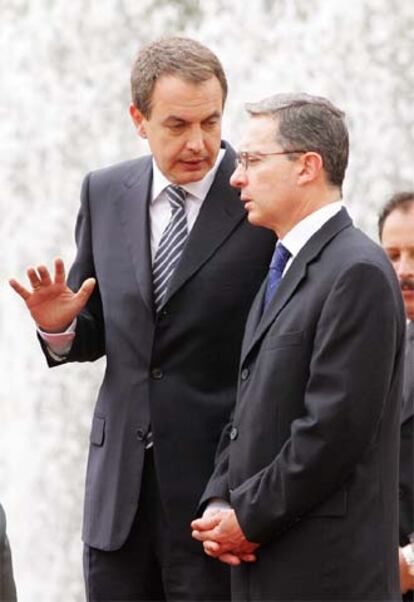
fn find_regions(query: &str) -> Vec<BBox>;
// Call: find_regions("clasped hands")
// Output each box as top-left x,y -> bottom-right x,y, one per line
191,508 -> 259,566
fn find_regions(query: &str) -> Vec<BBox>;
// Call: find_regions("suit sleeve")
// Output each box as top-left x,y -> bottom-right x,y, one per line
0,507 -> 17,601
198,421 -> 233,513
41,173 -> 105,367
230,261 -> 404,543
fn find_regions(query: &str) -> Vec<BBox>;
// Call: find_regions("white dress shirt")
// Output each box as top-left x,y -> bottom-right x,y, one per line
150,150 -> 224,259
40,149 -> 225,356
281,200 -> 343,275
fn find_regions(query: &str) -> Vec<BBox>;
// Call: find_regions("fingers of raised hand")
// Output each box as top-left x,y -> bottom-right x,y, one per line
9,278 -> 31,301
9,260 -> 65,302
27,267 -> 43,291
77,277 -> 96,302
53,258 -> 66,285
37,265 -> 52,287
27,264 -> 56,290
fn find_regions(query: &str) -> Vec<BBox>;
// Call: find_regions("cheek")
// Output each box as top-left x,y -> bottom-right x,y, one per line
204,130 -> 221,150
160,138 -> 186,164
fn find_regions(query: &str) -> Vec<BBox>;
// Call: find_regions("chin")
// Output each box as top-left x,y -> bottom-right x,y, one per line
246,211 -> 264,228
178,166 -> 210,184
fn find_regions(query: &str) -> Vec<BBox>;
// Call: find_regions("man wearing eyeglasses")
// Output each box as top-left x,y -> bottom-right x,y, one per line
192,93 -> 405,601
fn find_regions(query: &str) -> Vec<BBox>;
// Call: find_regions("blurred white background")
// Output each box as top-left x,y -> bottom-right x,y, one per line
1,1 -> 413,599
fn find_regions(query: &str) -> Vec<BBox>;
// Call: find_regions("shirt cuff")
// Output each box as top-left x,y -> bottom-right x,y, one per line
37,319 -> 77,359
203,498 -> 232,517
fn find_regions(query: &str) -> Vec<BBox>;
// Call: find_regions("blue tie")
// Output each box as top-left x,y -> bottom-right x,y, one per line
263,243 -> 291,310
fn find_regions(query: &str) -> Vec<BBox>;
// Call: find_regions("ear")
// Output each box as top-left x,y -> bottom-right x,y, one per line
129,104 -> 147,138
297,152 -> 323,186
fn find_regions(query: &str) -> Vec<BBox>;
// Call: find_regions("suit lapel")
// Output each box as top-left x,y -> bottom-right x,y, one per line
164,144 -> 246,305
241,208 -> 352,365
241,278 -> 268,359
117,156 -> 154,314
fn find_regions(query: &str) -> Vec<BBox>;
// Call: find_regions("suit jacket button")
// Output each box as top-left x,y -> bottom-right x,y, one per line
241,368 -> 249,380
151,367 -> 163,379
229,427 -> 238,440
399,487 -> 405,499
136,428 -> 146,441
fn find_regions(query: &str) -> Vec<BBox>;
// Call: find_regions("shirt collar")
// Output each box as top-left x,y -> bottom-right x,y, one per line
151,148 -> 226,203
282,201 -> 343,258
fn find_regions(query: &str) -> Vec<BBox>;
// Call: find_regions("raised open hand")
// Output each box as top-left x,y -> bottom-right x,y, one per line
9,258 -> 96,333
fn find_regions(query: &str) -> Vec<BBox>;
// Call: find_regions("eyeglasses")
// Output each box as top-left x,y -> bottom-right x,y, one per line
234,150 -> 307,171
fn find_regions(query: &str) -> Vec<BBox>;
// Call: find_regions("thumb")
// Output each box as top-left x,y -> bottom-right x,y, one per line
191,513 -> 222,531
76,278 -> 96,305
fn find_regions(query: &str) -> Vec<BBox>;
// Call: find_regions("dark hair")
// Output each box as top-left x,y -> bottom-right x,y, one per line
130,37 -> 227,118
245,92 -> 349,191
378,191 -> 414,240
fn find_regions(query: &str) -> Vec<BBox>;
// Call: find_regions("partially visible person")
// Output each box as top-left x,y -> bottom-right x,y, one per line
191,93 -> 405,601
379,192 -> 414,600
0,504 -> 17,601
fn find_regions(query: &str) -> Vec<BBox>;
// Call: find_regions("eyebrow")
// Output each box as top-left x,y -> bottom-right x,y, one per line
163,111 -> 222,125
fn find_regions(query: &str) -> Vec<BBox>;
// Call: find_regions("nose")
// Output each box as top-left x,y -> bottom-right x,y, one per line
186,125 -> 205,153
230,164 -> 247,189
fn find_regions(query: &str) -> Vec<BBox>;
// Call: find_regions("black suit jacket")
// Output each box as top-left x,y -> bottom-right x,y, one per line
202,209 -> 405,601
44,142 -> 275,557
0,505 -> 17,602
401,323 -> 414,601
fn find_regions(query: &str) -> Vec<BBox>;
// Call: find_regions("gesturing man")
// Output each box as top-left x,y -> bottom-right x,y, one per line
192,93 -> 405,601
10,37 -> 274,601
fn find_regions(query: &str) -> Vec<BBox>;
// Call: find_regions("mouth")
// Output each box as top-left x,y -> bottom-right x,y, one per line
180,158 -> 208,169
241,197 -> 253,209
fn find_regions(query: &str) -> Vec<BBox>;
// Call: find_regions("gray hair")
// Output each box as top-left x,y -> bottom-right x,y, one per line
131,37 -> 228,118
246,93 -> 349,190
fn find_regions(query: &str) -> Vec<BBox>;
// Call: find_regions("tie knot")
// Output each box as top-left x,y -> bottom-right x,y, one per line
408,321 -> 414,341
270,243 -> 291,275
166,185 -> 186,210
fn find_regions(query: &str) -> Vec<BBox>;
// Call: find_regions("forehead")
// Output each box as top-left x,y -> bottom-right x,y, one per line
239,115 -> 279,151
382,207 -> 414,246
149,74 -> 223,121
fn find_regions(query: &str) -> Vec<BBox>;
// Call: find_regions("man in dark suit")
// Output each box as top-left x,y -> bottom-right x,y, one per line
192,93 -> 405,601
0,504 -> 17,601
379,192 -> 414,600
9,38 -> 274,601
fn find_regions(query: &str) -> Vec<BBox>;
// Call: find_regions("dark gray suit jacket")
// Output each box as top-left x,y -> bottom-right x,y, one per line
0,505 -> 16,602
44,142 -> 275,563
202,209 -> 405,601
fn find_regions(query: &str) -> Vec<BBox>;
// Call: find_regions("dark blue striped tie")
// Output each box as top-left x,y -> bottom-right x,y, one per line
153,186 -> 188,312
263,243 -> 291,311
